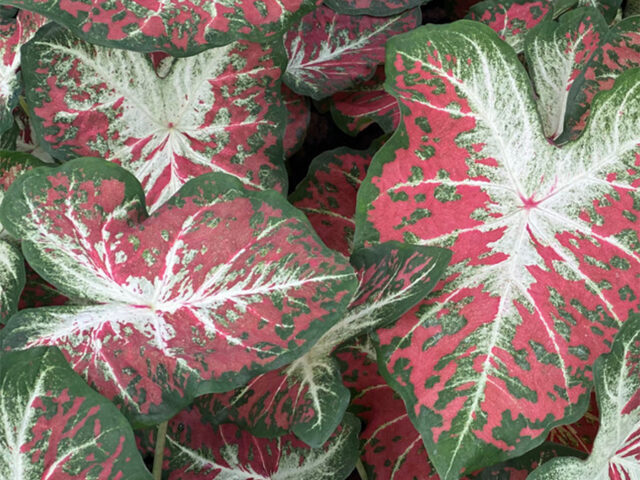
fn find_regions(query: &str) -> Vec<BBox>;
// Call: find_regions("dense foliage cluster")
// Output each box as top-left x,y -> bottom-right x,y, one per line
0,0 -> 639,478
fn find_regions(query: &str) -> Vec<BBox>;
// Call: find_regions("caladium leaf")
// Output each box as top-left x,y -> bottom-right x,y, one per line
356,21 -> 640,479
22,24 -> 287,213
323,0 -> 427,17
0,158 -> 357,424
282,85 -> 310,158
0,0 -> 318,56
289,145 -> 375,256
529,313 -> 640,479
144,404 -> 360,479
559,15 -> 640,143
0,10 -> 47,135
0,347 -> 152,479
284,6 -> 421,100
524,8 -> 607,140
203,241 -> 451,447
330,66 -> 400,136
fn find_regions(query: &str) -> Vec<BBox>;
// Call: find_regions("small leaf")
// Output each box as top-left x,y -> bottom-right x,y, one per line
0,159 -> 357,424
529,313 -> 640,479
0,347 -> 152,479
1,0 -> 318,56
23,24 -> 287,212
284,6 -> 421,100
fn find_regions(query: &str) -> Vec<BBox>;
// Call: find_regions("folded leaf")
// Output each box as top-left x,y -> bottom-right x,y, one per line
529,313 -> 640,479
0,0 -> 318,56
0,347 -> 152,479
22,24 -> 287,212
356,21 -> 640,478
284,6 -> 420,100
0,159 -> 357,424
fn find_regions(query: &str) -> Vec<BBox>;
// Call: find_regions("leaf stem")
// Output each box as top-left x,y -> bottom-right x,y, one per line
152,421 -> 169,480
355,458 -> 368,480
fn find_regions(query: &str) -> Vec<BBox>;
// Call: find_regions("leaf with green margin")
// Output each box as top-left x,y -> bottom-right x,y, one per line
524,7 -> 607,140
22,24 -> 287,213
144,407 -> 360,480
558,15 -> 640,143
0,0 -> 319,56
282,85 -> 310,158
323,0 -> 429,17
528,313 -> 640,479
0,158 -> 357,425
0,9 -> 47,136
355,21 -> 640,479
0,347 -> 152,479
200,241 -> 451,447
284,6 -> 421,100
289,144 -> 376,257
330,66 -> 400,137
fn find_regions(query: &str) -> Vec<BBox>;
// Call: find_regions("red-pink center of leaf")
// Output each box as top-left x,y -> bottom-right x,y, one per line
520,194 -> 541,210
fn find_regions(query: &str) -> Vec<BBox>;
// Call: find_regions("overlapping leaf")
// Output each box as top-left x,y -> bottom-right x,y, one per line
290,145 -> 375,256
0,159 -> 357,424
23,24 -> 287,212
356,21 -> 640,478
0,9 -> 46,135
202,242 -> 450,447
0,0 -> 318,56
330,66 -> 400,136
323,0 -> 428,17
284,6 -> 420,100
529,313 -> 640,479
282,85 -> 310,158
151,407 -> 359,479
0,347 -> 152,479
524,8 -> 606,139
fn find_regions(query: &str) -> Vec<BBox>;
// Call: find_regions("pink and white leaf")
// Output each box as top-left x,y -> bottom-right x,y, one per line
23,25 -> 287,213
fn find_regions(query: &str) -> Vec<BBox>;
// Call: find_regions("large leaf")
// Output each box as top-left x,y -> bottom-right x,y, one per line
284,6 -> 420,100
289,145 -> 375,256
149,406 -> 360,479
355,21 -> 640,478
330,66 -> 400,136
0,10 -> 47,135
0,347 -> 152,479
22,24 -> 287,213
203,241 -> 451,447
0,158 -> 357,424
558,15 -> 640,142
529,313 -> 640,479
524,8 -> 607,140
0,0 -> 318,56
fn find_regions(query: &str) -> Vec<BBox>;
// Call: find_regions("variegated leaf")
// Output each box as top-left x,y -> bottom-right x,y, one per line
529,313 -> 640,479
289,145 -> 375,256
323,0 -> 428,17
524,8 -> 607,139
203,241 -> 450,447
0,347 -> 152,479
356,21 -> 640,478
330,66 -> 400,136
23,24 -> 287,213
0,159 -> 357,424
0,10 -> 47,135
559,15 -> 640,142
147,405 -> 360,479
284,6 -> 421,100
0,0 -> 318,56
282,85 -> 310,158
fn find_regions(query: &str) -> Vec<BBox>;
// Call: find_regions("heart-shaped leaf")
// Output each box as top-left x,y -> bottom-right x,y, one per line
290,145 -> 375,256
529,313 -> 640,479
0,0 -> 318,56
0,158 -> 357,424
0,347 -> 152,479
356,21 -> 640,478
330,66 -> 400,136
284,6 -> 420,100
142,404 -> 360,479
0,9 -> 47,135
524,8 -> 607,140
203,241 -> 451,447
22,24 -> 287,213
